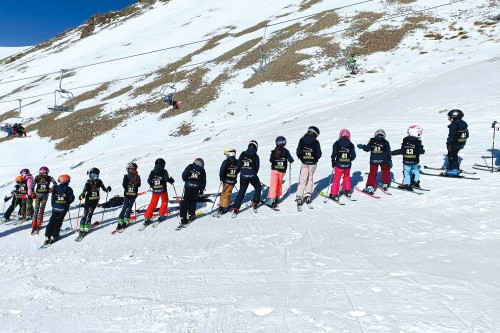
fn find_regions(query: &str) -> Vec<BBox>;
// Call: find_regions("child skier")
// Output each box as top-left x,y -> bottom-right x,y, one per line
391,125 -> 425,189
232,140 -> 261,216
2,176 -> 23,222
443,109 -> 469,176
216,149 -> 239,217
44,174 -> 75,245
19,169 -> 34,221
32,166 -> 57,233
180,158 -> 207,225
357,129 -> 392,194
144,158 -> 174,226
329,129 -> 356,201
296,126 -> 322,208
78,167 -> 111,233
266,136 -> 294,209
116,163 -> 141,230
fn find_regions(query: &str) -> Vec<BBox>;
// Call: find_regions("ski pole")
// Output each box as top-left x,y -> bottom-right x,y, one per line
1,197 -> 5,217
131,201 -> 137,220
286,163 -> 292,198
67,210 -> 73,230
76,199 -> 82,229
210,182 -> 222,212
171,183 -> 181,219
492,121 -> 498,173
99,191 -> 110,224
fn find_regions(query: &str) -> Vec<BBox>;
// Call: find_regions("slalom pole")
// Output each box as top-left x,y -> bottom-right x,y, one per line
67,210 -> 73,230
171,183 -> 181,219
1,198 -> 5,217
492,121 -> 498,173
210,182 -> 222,212
324,170 -> 334,203
130,201 -> 137,221
285,163 -> 292,198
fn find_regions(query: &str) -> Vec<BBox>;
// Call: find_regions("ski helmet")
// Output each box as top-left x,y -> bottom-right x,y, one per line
126,162 -> 138,173
275,136 -> 287,147
39,166 -> 49,175
15,175 -> 23,183
447,109 -> 464,120
57,174 -> 71,184
87,167 -> 100,179
20,168 -> 30,175
248,140 -> 258,151
155,158 -> 166,167
224,149 -> 236,158
407,125 -> 423,139
194,158 -> 205,168
307,126 -> 320,138
374,129 -> 386,138
339,129 -> 351,140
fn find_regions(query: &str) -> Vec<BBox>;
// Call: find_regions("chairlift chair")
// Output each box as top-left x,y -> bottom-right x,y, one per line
159,69 -> 180,110
48,70 -> 75,112
344,47 -> 359,75
251,45 -> 268,75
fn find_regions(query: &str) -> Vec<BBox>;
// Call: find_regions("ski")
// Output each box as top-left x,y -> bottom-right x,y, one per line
39,243 -> 51,249
472,163 -> 500,172
354,187 -> 381,199
420,171 -> 480,180
390,179 -> 430,191
296,204 -> 303,212
231,211 -> 238,218
75,232 -> 88,242
319,192 -> 345,205
390,185 -> 423,195
138,221 -> 151,231
305,203 -> 314,209
91,221 -> 102,228
375,183 -> 392,195
424,165 -> 476,175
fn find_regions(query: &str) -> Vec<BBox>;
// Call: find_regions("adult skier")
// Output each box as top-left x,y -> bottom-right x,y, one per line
391,125 -> 425,189
329,129 -> 356,201
116,163 -> 141,230
32,166 -> 57,233
443,109 -> 469,176
44,174 -> 75,245
144,158 -> 174,226
266,136 -> 294,209
180,158 -> 207,225
296,126 -> 322,208
357,129 -> 392,194
215,149 -> 239,217
78,167 -> 111,233
232,140 -> 261,216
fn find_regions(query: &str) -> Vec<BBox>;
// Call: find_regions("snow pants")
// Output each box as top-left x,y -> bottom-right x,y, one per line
219,183 -> 234,209
4,197 -> 21,220
366,163 -> 391,187
268,170 -> 285,199
233,178 -> 262,209
45,211 -> 67,238
330,167 -> 351,196
33,194 -> 49,227
402,165 -> 420,185
447,146 -> 462,170
19,196 -> 34,219
180,187 -> 200,220
296,164 -> 317,199
118,196 -> 136,220
145,192 -> 168,219
80,200 -> 99,226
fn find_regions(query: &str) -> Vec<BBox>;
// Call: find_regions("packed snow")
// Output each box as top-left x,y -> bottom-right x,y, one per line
0,0 -> 499,331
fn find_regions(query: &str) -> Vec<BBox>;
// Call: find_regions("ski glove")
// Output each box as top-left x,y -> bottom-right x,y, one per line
356,144 -> 364,149
107,186 -> 112,192
79,194 -> 84,201
4,196 -> 9,202
168,177 -> 175,184
29,193 -> 36,199
388,161 -> 393,169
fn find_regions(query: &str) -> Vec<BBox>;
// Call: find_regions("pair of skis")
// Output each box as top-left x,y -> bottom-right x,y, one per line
421,166 -> 479,180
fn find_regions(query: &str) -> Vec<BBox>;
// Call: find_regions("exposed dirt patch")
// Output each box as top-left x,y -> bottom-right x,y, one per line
213,38 -> 261,64
233,21 -> 270,38
386,0 -> 417,4
170,121 -> 194,137
305,11 -> 341,34
102,86 -> 134,101
299,0 -> 323,12
350,12 -> 385,37
358,23 -> 429,54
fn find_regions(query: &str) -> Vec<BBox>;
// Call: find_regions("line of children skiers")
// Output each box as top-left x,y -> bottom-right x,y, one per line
1,110 -> 469,242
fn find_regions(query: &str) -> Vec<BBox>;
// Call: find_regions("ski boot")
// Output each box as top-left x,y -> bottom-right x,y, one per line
363,186 -> 375,194
304,194 -> 312,204
379,183 -> 389,191
344,189 -> 351,198
49,236 -> 57,244
116,218 -> 125,230
43,237 -> 51,246
411,181 -> 421,189
181,218 -> 189,226
398,184 -> 413,191
329,194 -> 339,202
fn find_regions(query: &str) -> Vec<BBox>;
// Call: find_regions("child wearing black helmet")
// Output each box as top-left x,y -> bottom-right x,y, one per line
296,126 -> 322,209
116,163 -> 141,230
266,136 -> 294,209
357,129 -> 392,194
180,158 -> 207,225
78,167 -> 111,233
144,158 -> 174,226
232,140 -> 261,216
443,109 -> 468,176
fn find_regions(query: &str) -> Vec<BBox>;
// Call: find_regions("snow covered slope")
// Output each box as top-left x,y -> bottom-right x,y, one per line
1,0 -> 500,331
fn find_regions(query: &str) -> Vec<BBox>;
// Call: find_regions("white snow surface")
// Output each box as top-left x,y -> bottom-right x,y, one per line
1,0 -> 500,331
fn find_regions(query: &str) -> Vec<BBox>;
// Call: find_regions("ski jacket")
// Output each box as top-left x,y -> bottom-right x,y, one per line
81,179 -> 108,202
296,134 -> 322,165
122,173 -> 141,198
269,147 -> 294,172
34,175 -> 57,195
21,174 -> 34,197
219,156 -> 239,185
238,147 -> 260,180
182,163 -> 207,190
391,136 -> 425,165
147,166 -> 173,194
447,119 -> 469,148
6,184 -> 22,201
51,183 -> 75,213
332,138 -> 356,169
360,136 -> 391,165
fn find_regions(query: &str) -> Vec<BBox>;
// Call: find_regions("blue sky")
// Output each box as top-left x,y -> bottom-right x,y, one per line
0,0 -> 137,46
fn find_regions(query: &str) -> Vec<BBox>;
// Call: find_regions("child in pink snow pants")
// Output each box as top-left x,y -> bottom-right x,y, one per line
329,129 -> 356,200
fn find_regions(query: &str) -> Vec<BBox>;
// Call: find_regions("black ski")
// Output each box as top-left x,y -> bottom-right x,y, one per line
390,179 -> 430,191
423,165 -> 476,175
75,232 -> 88,242
390,185 -> 423,195
420,171 -> 480,180
472,163 -> 500,172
